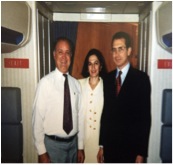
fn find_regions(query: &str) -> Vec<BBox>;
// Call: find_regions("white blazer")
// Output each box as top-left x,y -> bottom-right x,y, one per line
78,77 -> 104,142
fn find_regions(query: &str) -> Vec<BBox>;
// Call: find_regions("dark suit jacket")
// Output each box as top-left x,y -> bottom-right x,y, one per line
100,66 -> 151,162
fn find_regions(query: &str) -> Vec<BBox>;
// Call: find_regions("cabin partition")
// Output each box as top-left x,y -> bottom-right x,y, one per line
36,3 -> 53,79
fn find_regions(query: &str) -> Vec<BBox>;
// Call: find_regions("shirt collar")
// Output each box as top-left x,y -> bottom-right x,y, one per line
55,68 -> 69,77
116,63 -> 130,77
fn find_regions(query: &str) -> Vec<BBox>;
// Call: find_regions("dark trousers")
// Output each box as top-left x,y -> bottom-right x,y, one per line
104,147 -> 137,163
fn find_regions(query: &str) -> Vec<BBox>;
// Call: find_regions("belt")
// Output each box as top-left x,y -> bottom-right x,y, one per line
45,133 -> 77,142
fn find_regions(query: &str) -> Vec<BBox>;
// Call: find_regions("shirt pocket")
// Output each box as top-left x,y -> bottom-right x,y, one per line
70,88 -> 80,113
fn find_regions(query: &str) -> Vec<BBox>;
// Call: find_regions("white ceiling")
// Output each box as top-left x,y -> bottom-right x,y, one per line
39,1 -> 152,14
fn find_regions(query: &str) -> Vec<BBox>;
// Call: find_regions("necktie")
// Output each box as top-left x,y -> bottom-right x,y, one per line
116,71 -> 122,96
63,74 -> 73,134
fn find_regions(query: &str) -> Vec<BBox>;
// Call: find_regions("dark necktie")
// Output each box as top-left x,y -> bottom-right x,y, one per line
63,74 -> 73,134
116,71 -> 122,96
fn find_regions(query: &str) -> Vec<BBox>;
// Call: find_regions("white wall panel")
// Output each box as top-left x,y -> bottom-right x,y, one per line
147,2 -> 172,163
1,1 -> 38,163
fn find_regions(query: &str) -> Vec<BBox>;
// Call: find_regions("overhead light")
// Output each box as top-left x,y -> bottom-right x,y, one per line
81,13 -> 111,21
85,7 -> 106,13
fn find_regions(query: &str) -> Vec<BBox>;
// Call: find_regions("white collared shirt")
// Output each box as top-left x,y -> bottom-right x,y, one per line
32,68 -> 84,155
116,63 -> 130,85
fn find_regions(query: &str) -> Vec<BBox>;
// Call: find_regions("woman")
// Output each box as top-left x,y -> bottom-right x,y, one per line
79,49 -> 107,163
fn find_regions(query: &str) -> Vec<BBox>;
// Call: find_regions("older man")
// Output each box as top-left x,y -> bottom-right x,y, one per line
32,37 -> 84,163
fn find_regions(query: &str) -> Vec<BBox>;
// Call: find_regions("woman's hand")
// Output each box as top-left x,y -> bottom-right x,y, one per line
97,147 -> 104,163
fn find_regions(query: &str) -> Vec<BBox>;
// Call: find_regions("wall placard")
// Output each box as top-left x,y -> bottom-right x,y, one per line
4,58 -> 29,68
158,59 -> 172,69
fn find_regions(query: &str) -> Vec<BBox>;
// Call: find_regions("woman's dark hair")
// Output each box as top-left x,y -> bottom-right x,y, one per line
112,31 -> 131,48
81,48 -> 107,78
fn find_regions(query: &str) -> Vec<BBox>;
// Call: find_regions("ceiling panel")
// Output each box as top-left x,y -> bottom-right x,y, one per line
39,1 -> 152,14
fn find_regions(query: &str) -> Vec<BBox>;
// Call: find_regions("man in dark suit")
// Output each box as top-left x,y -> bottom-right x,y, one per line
97,32 -> 151,163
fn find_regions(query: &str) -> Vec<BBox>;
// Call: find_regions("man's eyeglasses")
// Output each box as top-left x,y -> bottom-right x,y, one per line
111,46 -> 126,54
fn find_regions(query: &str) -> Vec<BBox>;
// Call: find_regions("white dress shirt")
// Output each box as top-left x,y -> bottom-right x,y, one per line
32,68 -> 84,155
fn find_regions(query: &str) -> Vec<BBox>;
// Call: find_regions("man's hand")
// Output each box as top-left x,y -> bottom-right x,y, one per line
78,149 -> 85,163
135,155 -> 144,163
38,152 -> 51,163
97,147 -> 104,163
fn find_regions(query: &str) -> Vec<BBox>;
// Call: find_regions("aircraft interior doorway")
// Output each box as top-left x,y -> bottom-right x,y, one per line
36,4 -> 139,80
50,22 -> 139,79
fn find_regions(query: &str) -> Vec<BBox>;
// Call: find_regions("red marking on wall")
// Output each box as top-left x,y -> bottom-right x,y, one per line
4,58 -> 29,68
158,59 -> 172,69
